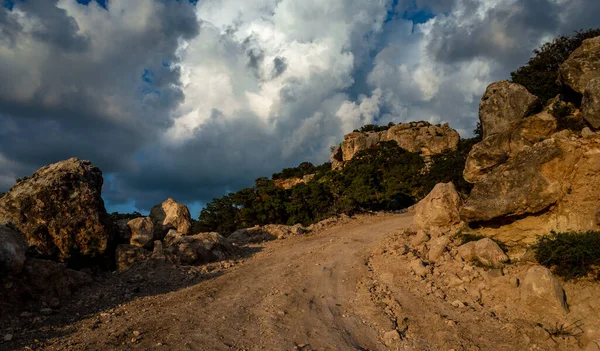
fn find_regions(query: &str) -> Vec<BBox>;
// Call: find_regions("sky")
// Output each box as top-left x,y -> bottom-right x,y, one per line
1,0 -> 599,216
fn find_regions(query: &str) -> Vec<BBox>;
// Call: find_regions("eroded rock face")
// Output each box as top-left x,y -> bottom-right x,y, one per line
0,224 -> 28,275
273,174 -> 315,190
414,183 -> 462,232
462,132 -> 600,243
457,238 -> 508,267
583,77 -> 600,128
0,158 -> 112,262
464,112 -> 557,183
149,198 -> 192,239
115,244 -> 152,272
127,217 -> 155,249
520,265 -> 569,319
461,139 -> 564,222
330,122 -> 460,169
478,81 -> 541,139
558,36 -> 600,94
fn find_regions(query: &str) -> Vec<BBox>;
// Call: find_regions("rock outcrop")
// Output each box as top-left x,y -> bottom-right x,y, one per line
330,122 -> 460,169
460,38 -> 600,243
149,198 -> 192,239
558,36 -> 600,95
0,158 -> 112,262
583,77 -> 600,128
274,174 -> 315,190
478,81 -> 541,139
413,182 -> 463,232
0,224 -> 28,275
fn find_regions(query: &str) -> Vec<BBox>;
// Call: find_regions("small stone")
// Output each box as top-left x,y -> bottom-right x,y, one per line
4,334 -> 13,342
49,298 -> 61,308
509,276 -> 520,288
411,230 -> 429,247
451,300 -> 465,308
382,330 -> 400,346
20,312 -> 33,318
410,259 -> 430,278
132,330 -> 142,337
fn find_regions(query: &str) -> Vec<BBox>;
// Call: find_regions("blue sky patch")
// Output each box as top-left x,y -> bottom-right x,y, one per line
3,0 -> 14,10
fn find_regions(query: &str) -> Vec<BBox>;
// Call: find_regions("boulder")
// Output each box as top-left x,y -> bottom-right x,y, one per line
478,81 -> 541,139
149,198 -> 192,239
261,224 -> 305,239
414,183 -> 462,231
0,224 -> 28,275
582,77 -> 600,128
464,112 -> 557,183
520,265 -> 569,319
457,238 -> 508,267
115,244 -> 152,271
0,158 -> 112,262
127,217 -> 155,248
115,219 -> 132,242
461,139 -> 565,222
410,258 -> 430,278
165,232 -> 233,265
428,236 -> 450,262
164,229 -> 184,246
558,36 -> 600,94
330,121 -> 459,169
410,230 -> 429,247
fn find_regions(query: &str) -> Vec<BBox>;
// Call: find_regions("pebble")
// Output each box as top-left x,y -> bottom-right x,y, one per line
451,300 -> 466,308
19,312 -> 33,318
4,334 -> 13,342
132,330 -> 142,337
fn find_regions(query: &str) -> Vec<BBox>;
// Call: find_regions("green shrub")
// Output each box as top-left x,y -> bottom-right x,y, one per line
535,231 -> 600,279
550,101 -> 586,131
353,122 -> 395,133
511,29 -> 600,102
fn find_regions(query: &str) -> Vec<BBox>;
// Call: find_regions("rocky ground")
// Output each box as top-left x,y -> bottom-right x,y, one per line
2,211 -> 599,351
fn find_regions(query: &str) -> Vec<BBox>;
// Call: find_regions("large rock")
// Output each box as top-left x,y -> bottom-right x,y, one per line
0,158 -> 112,262
464,134 -> 600,243
457,238 -> 508,267
330,122 -> 460,169
127,217 -> 155,248
520,265 -> 569,319
461,138 -> 565,222
464,112 -> 557,183
582,77 -> 600,128
414,183 -> 462,231
149,198 -> 192,239
478,81 -> 541,139
165,232 -> 234,265
558,36 -> 600,94
0,224 -> 28,275
115,244 -> 152,271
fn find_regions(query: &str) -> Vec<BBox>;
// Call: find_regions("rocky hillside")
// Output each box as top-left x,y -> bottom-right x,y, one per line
461,36 -> 600,245
329,121 -> 460,169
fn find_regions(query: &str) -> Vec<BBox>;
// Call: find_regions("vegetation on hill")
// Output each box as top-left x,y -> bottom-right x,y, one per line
353,122 -> 396,133
535,231 -> 600,279
511,28 -> 600,103
197,134 -> 479,235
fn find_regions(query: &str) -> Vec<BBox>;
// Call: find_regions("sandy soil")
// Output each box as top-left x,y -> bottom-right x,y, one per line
3,212 -> 592,351
3,213 -> 411,350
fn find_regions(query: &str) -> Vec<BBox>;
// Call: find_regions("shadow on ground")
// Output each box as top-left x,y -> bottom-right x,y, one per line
0,245 -> 263,351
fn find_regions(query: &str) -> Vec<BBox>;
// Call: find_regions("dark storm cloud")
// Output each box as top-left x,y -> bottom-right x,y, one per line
427,0 -> 560,67
2,0 -> 600,213
0,0 -> 199,178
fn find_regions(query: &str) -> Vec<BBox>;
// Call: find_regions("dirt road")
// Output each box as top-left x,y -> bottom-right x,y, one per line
19,213 -> 412,350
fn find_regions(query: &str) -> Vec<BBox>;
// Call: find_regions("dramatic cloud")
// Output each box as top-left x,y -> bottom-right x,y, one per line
1,0 -> 599,213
